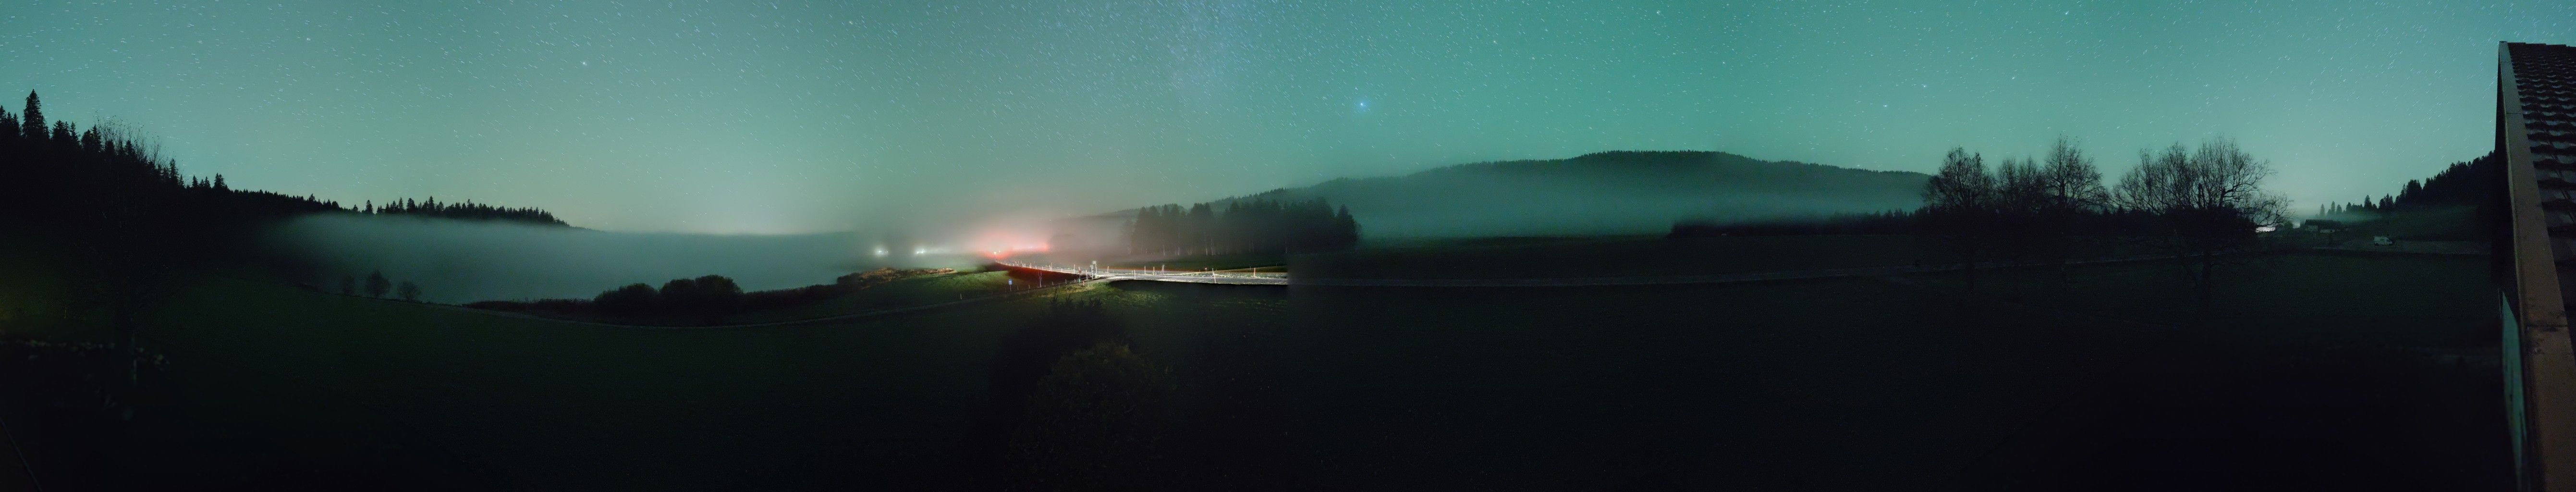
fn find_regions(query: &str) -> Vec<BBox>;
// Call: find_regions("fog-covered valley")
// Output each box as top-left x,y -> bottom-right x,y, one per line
262,214 -> 982,304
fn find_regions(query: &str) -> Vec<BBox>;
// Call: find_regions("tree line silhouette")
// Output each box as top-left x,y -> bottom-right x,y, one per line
2319,152 -> 2499,217
465,268 -> 952,325
0,92 -> 345,238
0,91 -> 570,244
0,90 -> 582,343
1671,136 -> 2294,305
1126,198 -> 1359,256
1916,137 -> 2295,305
361,197 -> 566,226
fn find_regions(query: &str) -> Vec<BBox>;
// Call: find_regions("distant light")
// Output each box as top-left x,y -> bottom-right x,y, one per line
2255,225 -> 2277,233
873,247 -> 888,257
914,247 -> 927,255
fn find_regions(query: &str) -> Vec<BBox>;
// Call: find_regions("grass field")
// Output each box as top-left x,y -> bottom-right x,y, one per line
0,240 -> 2509,490
2322,205 -> 2485,242
714,270 -> 1025,324
95,273 -> 1100,490
1905,252 -> 2496,348
1294,234 -> 1944,279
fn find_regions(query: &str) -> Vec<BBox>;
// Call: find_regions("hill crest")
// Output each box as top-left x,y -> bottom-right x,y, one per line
1200,151 -> 1930,238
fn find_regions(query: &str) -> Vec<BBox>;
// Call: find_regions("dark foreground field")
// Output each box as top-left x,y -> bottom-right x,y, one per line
0,245 -> 2506,490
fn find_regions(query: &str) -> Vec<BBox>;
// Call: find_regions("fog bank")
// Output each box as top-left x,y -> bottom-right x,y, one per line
264,214 -> 982,304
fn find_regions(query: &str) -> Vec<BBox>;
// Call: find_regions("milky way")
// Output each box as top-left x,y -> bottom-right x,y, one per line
3,0 -> 2571,233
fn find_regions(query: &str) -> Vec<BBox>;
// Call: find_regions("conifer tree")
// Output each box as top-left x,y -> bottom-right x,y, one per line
20,92 -> 43,140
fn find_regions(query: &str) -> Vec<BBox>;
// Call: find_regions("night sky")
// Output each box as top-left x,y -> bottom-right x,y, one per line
4,0 -> 2572,234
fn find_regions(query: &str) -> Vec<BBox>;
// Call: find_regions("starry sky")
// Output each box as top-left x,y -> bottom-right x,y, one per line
4,0 -> 2572,234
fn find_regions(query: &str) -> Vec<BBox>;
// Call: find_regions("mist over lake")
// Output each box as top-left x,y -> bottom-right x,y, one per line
263,214 -> 976,304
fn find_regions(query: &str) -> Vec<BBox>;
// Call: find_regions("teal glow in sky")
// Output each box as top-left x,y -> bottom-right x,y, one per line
4,0 -> 2572,233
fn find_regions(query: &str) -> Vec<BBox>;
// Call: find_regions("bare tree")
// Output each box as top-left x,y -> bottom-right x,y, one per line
1923,147 -> 1995,291
2036,136 -> 2110,278
2040,136 -> 2111,213
365,271 -> 391,298
2112,138 -> 2289,307
396,281 -> 421,302
1992,156 -> 2048,298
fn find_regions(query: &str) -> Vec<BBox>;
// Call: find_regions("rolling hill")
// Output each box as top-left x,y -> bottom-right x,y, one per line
1220,150 -> 1930,237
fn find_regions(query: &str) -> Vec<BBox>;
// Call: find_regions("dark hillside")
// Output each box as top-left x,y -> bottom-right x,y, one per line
1205,150 -> 1928,237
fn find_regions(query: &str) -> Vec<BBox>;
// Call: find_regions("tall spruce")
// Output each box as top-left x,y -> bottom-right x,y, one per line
20,92 -> 42,140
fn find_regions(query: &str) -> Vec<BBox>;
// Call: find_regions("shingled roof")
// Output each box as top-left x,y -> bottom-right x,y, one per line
2500,40 -> 2576,492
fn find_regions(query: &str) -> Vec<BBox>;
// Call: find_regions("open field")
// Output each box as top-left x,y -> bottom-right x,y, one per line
2318,205 -> 2485,242
1293,234 -> 1940,279
1904,252 -> 2495,348
715,270 -> 1025,324
0,238 -> 2509,490
92,274 -> 1095,490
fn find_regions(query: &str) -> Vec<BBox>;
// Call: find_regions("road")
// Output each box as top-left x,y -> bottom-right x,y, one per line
996,261 -> 1288,285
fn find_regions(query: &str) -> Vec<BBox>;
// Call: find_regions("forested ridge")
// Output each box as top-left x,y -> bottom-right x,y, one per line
0,91 -> 570,245
1227,150 -> 1931,237
1125,198 -> 1359,256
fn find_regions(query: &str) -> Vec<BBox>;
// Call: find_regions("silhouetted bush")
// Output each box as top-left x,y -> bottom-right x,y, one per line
592,283 -> 659,315
975,299 -> 1136,488
476,268 -> 953,324
654,275 -> 742,322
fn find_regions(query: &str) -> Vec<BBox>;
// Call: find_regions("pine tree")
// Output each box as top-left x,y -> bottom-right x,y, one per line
20,92 -> 43,141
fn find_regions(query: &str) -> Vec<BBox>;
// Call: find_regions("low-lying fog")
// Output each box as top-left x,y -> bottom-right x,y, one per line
264,214 -> 984,304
